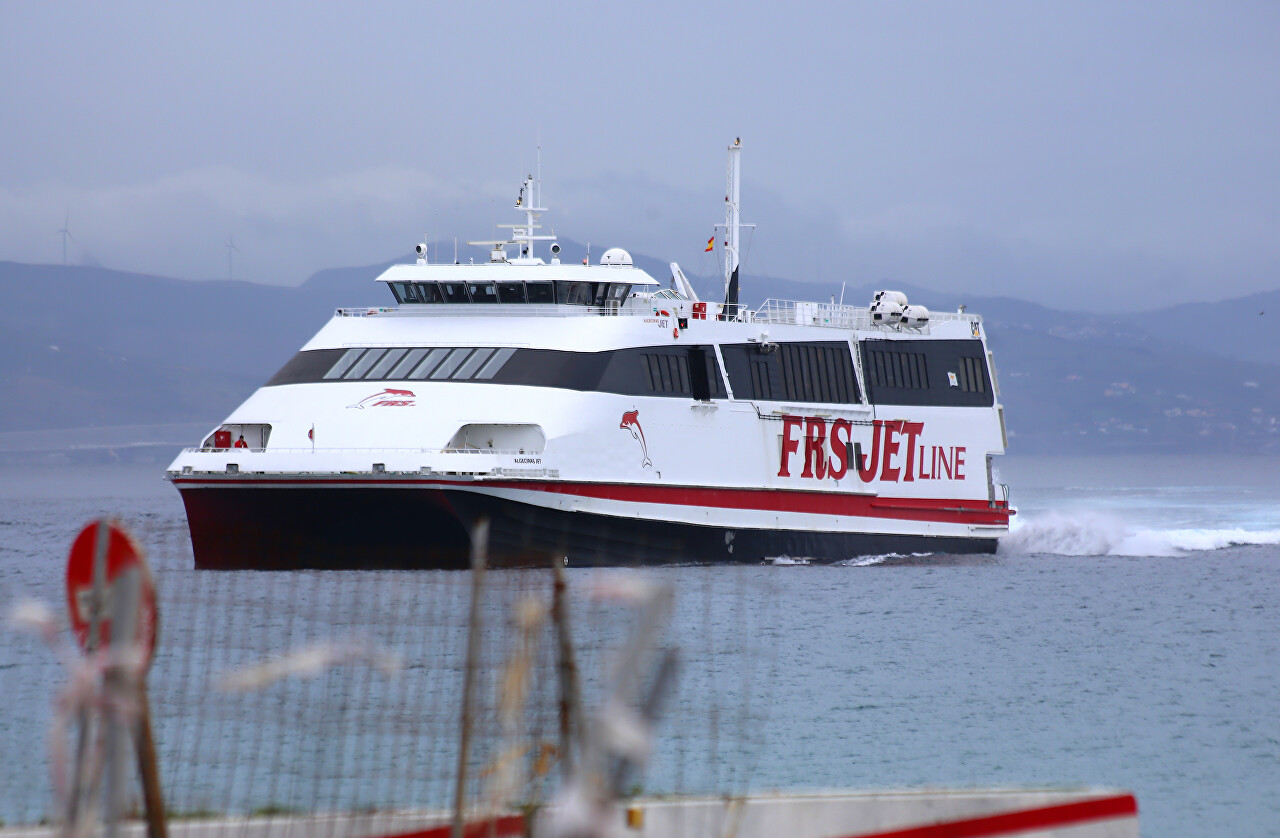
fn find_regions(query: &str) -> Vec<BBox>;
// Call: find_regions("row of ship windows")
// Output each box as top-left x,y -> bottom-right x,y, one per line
389,280 -> 633,306
864,349 -> 987,394
323,346 -> 517,381
720,343 -> 861,404
270,340 -> 994,407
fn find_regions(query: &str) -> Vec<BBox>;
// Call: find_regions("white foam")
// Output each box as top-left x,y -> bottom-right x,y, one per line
1001,510 -> 1280,557
767,556 -> 811,566
838,552 -> 932,567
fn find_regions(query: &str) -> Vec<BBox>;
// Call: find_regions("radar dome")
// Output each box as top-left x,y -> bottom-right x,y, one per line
600,248 -> 633,267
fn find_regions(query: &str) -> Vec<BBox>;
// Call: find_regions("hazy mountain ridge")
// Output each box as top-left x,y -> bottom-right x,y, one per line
2,259 -> 1276,454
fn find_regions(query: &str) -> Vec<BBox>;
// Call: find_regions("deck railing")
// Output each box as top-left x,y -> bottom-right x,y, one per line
333,299 -> 981,332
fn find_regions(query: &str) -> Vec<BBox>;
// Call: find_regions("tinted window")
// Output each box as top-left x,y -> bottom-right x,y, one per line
390,282 -> 416,303
410,348 -> 451,379
266,345 -> 724,398
721,341 -> 859,404
414,282 -> 444,303
266,347 -> 349,385
496,282 -> 527,303
346,349 -> 386,379
526,282 -> 554,303
320,348 -> 363,381
440,282 -> 469,303
475,347 -> 516,379
389,348 -> 428,378
430,348 -> 472,379
368,348 -> 407,378
466,282 -> 499,303
860,339 -> 993,407
453,347 -> 494,378
555,281 -> 594,305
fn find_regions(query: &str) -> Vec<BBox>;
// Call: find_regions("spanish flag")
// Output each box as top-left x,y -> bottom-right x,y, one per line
705,235 -> 715,253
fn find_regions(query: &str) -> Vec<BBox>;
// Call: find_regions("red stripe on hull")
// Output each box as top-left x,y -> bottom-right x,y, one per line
172,477 -> 1011,527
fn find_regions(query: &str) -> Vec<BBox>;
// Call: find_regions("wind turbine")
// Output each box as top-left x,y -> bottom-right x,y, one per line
226,234 -> 240,280
58,213 -> 74,265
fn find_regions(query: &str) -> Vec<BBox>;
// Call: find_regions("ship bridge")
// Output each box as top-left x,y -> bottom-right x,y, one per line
375,261 -> 659,307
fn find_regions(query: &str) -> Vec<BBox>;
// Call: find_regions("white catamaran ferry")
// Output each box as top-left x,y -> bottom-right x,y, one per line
166,141 -> 1012,568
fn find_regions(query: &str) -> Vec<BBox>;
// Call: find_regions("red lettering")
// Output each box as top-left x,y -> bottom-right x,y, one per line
900,421 -> 924,482
919,445 -> 932,480
828,419 -> 852,479
802,418 -> 827,479
955,446 -> 966,480
778,416 -> 803,477
937,446 -> 953,480
857,421 -> 883,483
880,420 -> 904,482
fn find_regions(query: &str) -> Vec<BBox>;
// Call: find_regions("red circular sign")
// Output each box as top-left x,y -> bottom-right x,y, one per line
65,520 -> 158,668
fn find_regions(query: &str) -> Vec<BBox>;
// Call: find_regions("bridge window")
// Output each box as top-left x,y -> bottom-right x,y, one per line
497,282 -> 527,303
466,282 -> 499,302
440,282 -> 469,303
526,282 -> 554,303
414,282 -> 444,303
555,281 -> 594,305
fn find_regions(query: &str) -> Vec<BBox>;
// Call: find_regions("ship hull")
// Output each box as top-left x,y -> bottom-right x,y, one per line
175,478 -> 999,569
177,484 -> 471,569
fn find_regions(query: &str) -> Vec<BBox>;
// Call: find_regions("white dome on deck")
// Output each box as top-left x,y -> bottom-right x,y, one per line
600,248 -> 633,267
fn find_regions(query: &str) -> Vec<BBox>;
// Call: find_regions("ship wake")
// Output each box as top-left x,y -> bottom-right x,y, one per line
1001,510 -> 1280,557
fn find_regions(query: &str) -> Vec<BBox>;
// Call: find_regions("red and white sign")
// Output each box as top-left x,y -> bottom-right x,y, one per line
65,520 -> 158,668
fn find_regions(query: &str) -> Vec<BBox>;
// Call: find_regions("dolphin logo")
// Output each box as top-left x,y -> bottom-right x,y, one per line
348,388 -> 416,409
619,409 -> 652,468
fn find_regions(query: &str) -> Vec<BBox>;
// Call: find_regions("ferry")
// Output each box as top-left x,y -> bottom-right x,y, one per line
166,141 -> 1012,568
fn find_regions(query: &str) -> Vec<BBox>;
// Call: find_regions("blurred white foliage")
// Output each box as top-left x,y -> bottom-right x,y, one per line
216,638 -> 401,692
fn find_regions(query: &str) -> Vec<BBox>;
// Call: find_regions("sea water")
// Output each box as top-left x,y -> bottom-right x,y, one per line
2,454 -> 1279,836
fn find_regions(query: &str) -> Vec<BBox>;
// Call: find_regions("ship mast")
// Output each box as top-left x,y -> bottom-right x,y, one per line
470,149 -> 558,263
718,138 -> 751,320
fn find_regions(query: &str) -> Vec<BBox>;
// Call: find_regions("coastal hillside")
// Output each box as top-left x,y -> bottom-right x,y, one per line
2,258 -> 1277,455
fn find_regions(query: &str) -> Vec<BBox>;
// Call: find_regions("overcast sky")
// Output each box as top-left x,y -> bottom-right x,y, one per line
2,1 -> 1277,310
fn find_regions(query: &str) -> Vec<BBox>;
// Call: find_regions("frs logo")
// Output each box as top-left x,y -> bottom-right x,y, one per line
778,417 -> 967,484
619,409 -> 653,468
348,388 -> 416,409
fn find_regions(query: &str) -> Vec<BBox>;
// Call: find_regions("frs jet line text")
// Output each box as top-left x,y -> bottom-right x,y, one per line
777,417 -> 966,483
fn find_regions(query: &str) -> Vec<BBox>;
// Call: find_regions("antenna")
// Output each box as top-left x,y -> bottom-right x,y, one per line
454,236 -> 458,265
58,212 -> 74,265
226,235 -> 240,281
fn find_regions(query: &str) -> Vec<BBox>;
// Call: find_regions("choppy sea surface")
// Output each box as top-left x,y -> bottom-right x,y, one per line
2,454 -> 1279,836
